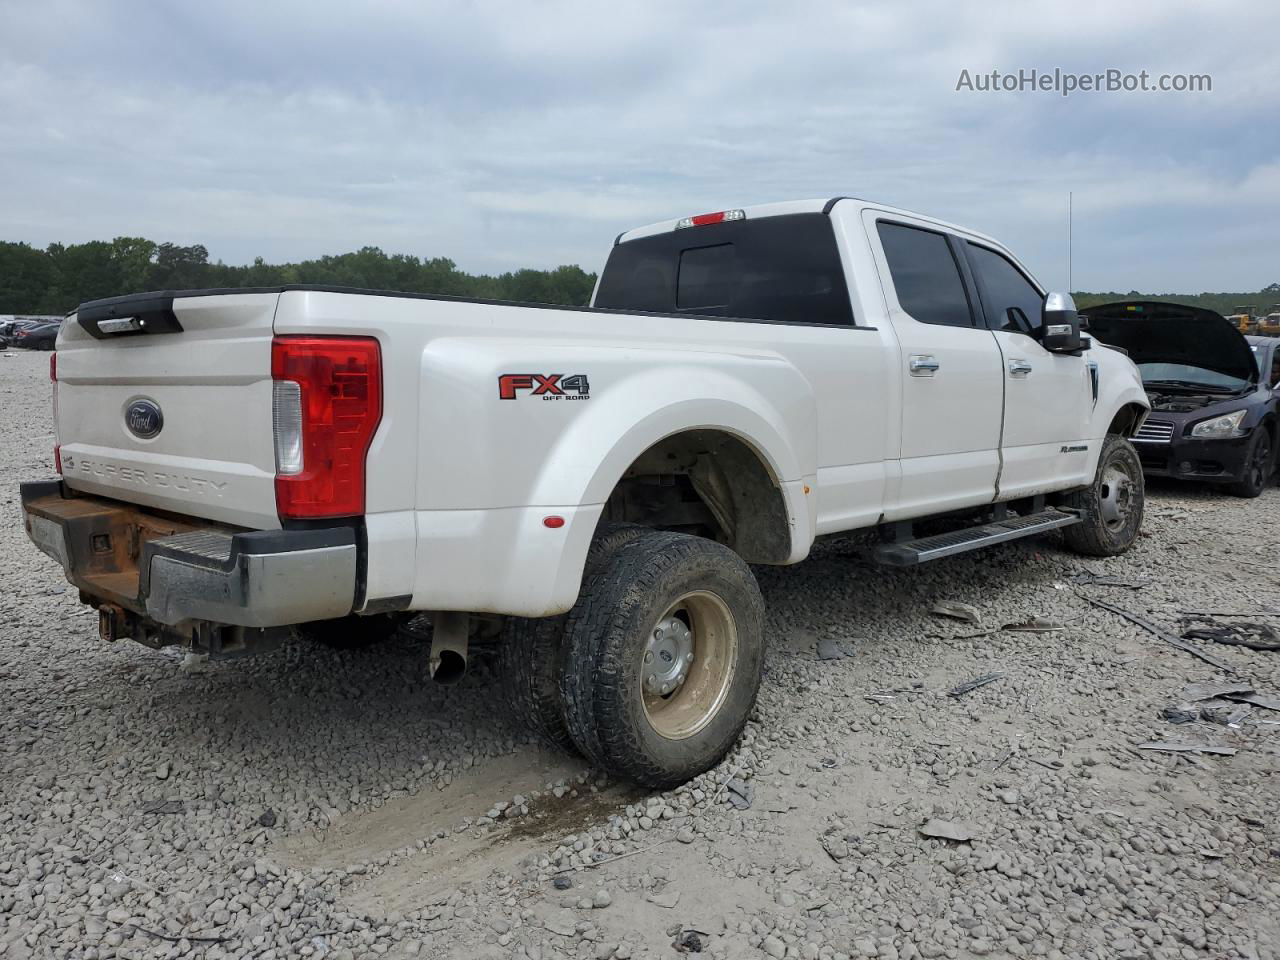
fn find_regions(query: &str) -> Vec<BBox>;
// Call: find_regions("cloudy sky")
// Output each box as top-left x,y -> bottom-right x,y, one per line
2,0 -> 1277,292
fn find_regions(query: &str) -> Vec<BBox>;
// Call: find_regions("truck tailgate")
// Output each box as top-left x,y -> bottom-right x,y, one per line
56,292 -> 281,529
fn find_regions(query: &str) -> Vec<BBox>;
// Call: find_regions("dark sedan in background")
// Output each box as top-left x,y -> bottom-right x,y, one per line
1082,300 -> 1278,498
5,321 -> 60,350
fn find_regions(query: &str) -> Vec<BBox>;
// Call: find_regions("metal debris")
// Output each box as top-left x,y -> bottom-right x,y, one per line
1160,704 -> 1199,725
947,673 -> 1004,698
1136,742 -> 1238,757
1199,702 -> 1251,727
1082,596 -> 1236,673
1226,691 -> 1280,712
1002,617 -> 1065,633
1181,681 -> 1255,702
1182,622 -> 1280,652
1071,572 -> 1151,589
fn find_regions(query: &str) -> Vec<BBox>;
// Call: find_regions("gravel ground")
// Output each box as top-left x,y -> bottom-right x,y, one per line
2,346 -> 1278,960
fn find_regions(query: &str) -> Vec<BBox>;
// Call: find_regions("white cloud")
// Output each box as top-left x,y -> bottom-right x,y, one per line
0,0 -> 1277,290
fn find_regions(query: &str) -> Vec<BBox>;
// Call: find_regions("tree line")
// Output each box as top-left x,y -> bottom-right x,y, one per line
2,235 -> 1277,319
0,238 -> 598,315
1073,286 -> 1280,317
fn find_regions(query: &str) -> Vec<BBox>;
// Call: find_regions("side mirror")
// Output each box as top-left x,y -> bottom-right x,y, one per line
1040,292 -> 1085,353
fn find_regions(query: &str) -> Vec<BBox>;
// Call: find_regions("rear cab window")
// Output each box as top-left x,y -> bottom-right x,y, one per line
875,221 -> 975,328
595,213 -> 855,326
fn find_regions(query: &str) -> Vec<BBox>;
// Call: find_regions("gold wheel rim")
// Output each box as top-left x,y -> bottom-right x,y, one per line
640,591 -> 738,741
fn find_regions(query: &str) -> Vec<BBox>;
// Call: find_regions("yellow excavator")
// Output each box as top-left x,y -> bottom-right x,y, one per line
1228,305 -> 1255,334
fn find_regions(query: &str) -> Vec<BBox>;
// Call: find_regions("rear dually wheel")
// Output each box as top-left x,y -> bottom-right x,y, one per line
560,530 -> 765,787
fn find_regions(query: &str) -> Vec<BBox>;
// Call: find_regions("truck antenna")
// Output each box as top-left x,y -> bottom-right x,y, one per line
1067,191 -> 1073,293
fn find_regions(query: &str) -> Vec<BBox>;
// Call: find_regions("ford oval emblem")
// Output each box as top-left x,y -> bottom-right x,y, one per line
125,399 -> 164,439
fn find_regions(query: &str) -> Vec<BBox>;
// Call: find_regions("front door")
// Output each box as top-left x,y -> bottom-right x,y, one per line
961,241 -> 1092,496
867,214 -> 1005,518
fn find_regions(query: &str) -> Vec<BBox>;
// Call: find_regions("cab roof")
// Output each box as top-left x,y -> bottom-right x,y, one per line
615,197 -> 1005,249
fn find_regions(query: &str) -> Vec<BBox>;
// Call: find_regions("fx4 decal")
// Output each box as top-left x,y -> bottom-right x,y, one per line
498,373 -> 590,401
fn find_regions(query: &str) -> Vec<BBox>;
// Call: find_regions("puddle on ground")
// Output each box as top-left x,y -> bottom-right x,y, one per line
506,782 -> 646,842
274,746 -> 646,917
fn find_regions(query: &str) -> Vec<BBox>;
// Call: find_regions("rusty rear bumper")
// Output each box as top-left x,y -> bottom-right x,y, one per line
21,481 -> 357,629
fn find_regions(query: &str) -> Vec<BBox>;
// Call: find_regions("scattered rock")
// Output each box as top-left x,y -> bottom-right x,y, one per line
816,638 -> 849,660
931,601 -> 981,624
918,818 -> 975,842
544,910 -> 577,937
725,778 -> 754,810
646,890 -> 681,909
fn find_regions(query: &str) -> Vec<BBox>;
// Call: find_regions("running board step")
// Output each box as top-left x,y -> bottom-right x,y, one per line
871,509 -> 1081,567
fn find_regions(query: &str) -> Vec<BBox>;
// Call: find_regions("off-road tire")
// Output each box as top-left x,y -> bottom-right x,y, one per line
1226,427 -> 1274,498
303,613 -> 407,650
560,531 -> 766,787
1061,433 -> 1145,557
498,522 -> 646,752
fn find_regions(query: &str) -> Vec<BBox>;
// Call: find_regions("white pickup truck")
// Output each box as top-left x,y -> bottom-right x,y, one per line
22,197 -> 1149,786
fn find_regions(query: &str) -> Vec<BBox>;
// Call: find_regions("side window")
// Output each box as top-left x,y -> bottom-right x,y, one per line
966,243 -> 1044,334
876,222 -> 974,328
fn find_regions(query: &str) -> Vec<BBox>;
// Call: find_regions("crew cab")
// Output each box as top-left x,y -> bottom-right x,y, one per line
22,198 -> 1149,786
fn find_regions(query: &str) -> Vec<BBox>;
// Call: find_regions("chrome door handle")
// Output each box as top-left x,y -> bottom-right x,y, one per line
1008,358 -> 1033,377
909,355 -> 940,376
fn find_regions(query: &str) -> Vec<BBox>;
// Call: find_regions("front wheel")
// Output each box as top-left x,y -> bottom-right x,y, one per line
560,531 -> 765,787
1061,434 -> 1145,557
1226,427 -> 1274,498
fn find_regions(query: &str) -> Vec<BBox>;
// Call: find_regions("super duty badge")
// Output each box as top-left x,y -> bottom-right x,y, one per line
498,374 -> 590,401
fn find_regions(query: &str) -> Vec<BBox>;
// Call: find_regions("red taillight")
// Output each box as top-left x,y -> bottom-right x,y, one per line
53,444 -> 61,474
49,353 -> 57,381
271,336 -> 382,519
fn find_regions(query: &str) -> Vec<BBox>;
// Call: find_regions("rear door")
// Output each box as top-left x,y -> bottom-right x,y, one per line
961,241 -> 1092,496
866,213 -> 1004,517
56,292 -> 281,529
